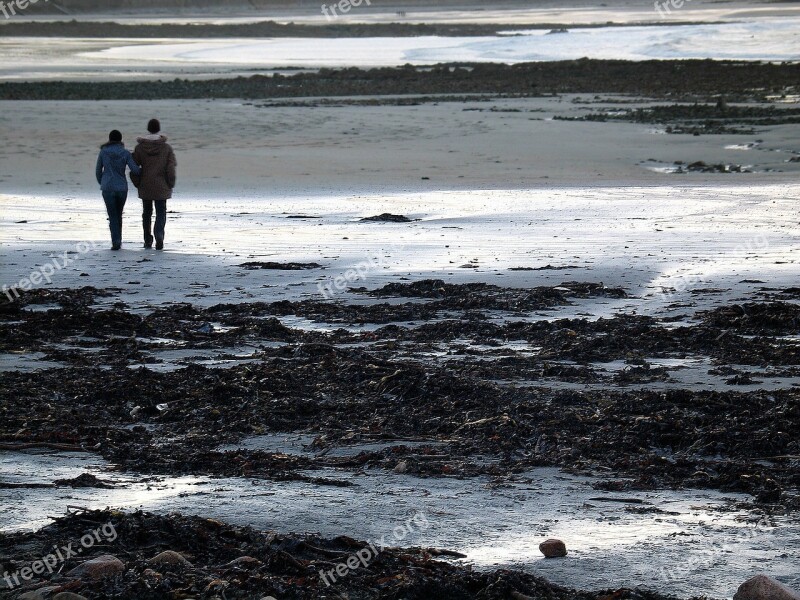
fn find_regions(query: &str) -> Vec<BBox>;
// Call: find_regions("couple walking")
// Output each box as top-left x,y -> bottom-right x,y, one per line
95,119 -> 177,250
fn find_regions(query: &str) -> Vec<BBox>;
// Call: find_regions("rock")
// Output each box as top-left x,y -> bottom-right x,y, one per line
734,575 -> 800,600
394,460 -> 408,474
204,578 -> 229,593
539,538 -> 568,558
53,593 -> 90,600
360,213 -> 412,223
222,556 -> 262,569
53,473 -> 114,488
147,550 -> 193,569
18,587 -> 60,600
239,261 -> 322,270
65,555 -> 125,581
140,568 -> 163,584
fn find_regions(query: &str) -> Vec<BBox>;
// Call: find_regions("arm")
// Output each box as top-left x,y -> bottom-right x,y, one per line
165,147 -> 177,189
130,147 -> 141,187
95,152 -> 103,185
126,151 -> 141,176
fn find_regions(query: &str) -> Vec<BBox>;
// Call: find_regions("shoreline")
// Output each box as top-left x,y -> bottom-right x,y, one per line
2,60 -> 799,99
0,19 -> 732,37
1,96 -> 797,195
2,0 -> 799,24
0,508 -> 719,600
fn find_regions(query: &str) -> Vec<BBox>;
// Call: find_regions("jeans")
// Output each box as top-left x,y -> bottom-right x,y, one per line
142,199 -> 167,245
102,190 -> 127,248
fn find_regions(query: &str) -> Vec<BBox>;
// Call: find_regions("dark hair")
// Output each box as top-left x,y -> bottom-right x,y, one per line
147,119 -> 161,134
109,129 -> 122,143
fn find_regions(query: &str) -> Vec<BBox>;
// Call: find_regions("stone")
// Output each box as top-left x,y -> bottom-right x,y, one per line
138,568 -> 164,587
53,593 -> 89,600
222,556 -> 262,569
204,578 -> 229,593
17,587 -> 60,600
539,538 -> 567,558
147,550 -> 193,569
734,575 -> 800,600
65,555 -> 125,581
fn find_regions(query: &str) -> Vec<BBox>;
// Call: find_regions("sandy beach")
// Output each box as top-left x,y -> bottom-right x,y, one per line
1,2 -> 799,599
2,93 -> 799,309
2,96 -> 798,193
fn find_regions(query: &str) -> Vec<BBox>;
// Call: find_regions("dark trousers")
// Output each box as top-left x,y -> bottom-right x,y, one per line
142,199 -> 167,245
102,190 -> 127,248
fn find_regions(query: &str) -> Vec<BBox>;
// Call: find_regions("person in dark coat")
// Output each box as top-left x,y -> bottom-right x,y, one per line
131,119 -> 177,250
96,129 -> 141,251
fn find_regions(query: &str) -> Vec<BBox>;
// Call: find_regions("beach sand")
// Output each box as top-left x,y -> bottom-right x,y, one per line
2,96 -> 798,194
1,5 -> 799,599
1,95 -> 798,313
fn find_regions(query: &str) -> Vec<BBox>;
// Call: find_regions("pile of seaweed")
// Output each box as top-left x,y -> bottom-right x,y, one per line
0,509 -> 703,600
1,61 -> 797,101
1,283 -> 798,509
554,103 -> 800,134
0,19 -> 655,38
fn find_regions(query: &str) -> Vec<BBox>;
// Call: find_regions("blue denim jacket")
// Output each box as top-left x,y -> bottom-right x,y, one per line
96,142 -> 141,192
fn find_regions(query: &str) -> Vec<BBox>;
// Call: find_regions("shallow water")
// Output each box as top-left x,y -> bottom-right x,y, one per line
1,184 -> 797,319
1,17 -> 799,81
2,177 -> 799,599
2,447 -> 798,598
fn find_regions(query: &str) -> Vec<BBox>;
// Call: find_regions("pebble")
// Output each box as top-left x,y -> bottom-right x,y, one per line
539,538 -> 568,558
147,550 -> 193,569
734,575 -> 800,600
140,568 -> 164,585
222,556 -> 262,569
17,587 -> 60,600
65,555 -> 125,581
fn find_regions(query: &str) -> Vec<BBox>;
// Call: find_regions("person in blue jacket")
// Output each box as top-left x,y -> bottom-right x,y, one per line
95,130 -> 141,250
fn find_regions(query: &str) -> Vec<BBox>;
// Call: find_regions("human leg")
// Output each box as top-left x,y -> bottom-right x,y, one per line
154,199 -> 167,249
103,191 -> 124,249
114,191 -> 127,249
142,198 -> 154,247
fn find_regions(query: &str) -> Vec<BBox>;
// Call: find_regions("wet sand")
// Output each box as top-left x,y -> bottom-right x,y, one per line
0,96 -> 798,194
2,176 -> 799,599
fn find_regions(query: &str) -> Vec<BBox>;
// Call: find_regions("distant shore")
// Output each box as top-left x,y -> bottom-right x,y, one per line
0,19 -> 727,37
2,60 -> 799,101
